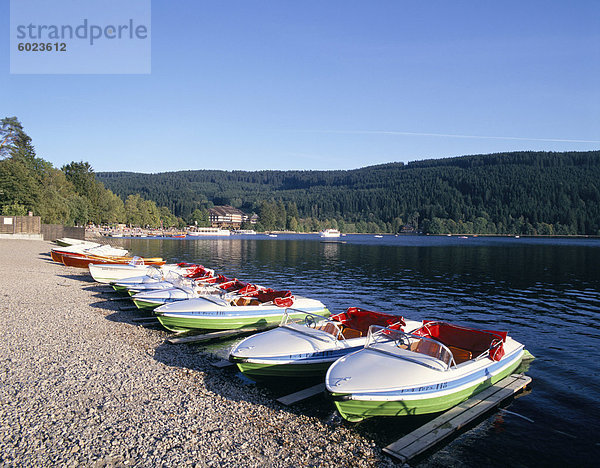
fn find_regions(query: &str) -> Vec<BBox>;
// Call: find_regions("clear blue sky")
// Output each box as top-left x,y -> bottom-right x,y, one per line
2,0 -> 599,173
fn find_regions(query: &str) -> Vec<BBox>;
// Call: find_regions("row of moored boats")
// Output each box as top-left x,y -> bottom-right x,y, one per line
50,237 -> 528,422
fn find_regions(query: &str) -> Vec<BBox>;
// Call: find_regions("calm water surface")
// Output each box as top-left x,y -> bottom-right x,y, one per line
116,235 -> 600,466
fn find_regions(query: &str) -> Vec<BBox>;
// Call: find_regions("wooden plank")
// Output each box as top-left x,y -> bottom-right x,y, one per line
383,374 -> 531,463
167,325 -> 276,345
277,383 -> 326,406
211,359 -> 235,369
109,296 -> 131,301
119,305 -> 138,311
131,316 -> 159,323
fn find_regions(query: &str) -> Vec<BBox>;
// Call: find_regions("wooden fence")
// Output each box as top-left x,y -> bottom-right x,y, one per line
0,215 -> 41,235
41,224 -> 85,241
0,216 -> 85,241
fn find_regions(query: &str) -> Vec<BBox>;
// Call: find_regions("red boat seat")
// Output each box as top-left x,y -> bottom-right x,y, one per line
334,307 -> 405,335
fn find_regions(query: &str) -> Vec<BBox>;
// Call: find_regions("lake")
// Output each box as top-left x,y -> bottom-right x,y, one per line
113,234 -> 600,466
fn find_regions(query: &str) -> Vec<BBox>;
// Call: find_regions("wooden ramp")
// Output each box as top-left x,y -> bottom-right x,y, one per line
131,316 -> 159,323
211,359 -> 235,369
277,383 -> 326,406
383,374 -> 532,464
167,325 -> 277,344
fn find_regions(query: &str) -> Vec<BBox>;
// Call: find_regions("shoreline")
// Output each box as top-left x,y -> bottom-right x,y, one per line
0,240 -> 391,466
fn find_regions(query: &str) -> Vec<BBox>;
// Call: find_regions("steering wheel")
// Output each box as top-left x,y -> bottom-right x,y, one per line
304,315 -> 316,328
395,334 -> 410,349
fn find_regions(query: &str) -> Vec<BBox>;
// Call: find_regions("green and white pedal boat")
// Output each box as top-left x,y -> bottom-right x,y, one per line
111,266 -> 213,293
229,307 -> 422,379
154,289 -> 329,332
131,279 -> 250,311
326,321 -> 525,422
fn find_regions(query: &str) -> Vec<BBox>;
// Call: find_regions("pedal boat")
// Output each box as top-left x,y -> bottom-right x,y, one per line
110,265 -> 214,293
154,289 -> 329,332
120,270 -> 220,296
131,278 -> 253,311
229,307 -> 423,379
326,321 -> 525,422
89,261 -> 199,284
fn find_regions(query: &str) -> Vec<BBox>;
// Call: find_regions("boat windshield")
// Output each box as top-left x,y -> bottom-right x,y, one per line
280,310 -> 339,342
164,270 -> 182,283
146,267 -> 163,280
365,326 -> 456,370
128,256 -> 145,266
172,275 -> 195,293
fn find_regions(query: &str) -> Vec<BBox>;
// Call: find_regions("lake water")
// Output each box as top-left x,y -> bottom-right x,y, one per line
114,234 -> 600,466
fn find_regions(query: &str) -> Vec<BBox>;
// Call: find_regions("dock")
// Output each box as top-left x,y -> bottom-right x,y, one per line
276,383 -> 326,406
383,373 -> 532,464
167,325 -> 277,344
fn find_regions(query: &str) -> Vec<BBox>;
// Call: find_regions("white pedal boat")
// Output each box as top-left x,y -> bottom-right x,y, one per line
326,320 -> 525,422
111,265 -> 214,292
131,279 -> 254,311
154,289 -> 329,332
119,270 -> 220,296
229,307 -> 422,379
89,260 -> 198,284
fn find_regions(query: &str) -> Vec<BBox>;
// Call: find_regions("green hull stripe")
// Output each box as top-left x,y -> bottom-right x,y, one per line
156,309 -> 329,332
132,299 -> 161,311
233,359 -> 332,378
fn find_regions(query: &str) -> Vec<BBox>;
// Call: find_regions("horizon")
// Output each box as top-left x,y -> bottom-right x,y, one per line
2,1 -> 599,173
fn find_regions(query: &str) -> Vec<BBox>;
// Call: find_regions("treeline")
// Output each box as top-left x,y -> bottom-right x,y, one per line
0,117 -> 181,228
98,150 -> 600,235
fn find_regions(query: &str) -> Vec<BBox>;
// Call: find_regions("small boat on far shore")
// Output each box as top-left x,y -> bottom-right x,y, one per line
187,228 -> 231,237
320,229 -> 341,238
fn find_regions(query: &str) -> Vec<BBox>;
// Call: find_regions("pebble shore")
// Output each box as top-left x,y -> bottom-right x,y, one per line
0,240 -> 395,467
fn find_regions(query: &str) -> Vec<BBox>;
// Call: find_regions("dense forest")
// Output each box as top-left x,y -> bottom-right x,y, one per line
0,117 -> 181,228
98,151 -> 600,235
2,115 -> 598,235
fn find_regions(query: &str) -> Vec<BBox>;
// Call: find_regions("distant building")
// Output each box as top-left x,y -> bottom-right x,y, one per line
209,205 -> 257,228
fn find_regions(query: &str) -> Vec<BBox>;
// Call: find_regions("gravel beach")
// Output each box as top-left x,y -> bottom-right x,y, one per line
0,240 -> 395,467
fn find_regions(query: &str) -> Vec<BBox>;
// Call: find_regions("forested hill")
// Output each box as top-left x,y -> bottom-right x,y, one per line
97,151 -> 600,235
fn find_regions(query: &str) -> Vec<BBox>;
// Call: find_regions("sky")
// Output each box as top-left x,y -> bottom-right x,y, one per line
2,0 -> 599,173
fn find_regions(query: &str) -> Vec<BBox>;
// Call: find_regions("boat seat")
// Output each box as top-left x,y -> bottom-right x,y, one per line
318,321 -> 342,337
448,346 -> 472,364
341,327 -> 363,339
233,297 -> 259,306
414,339 -> 441,358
